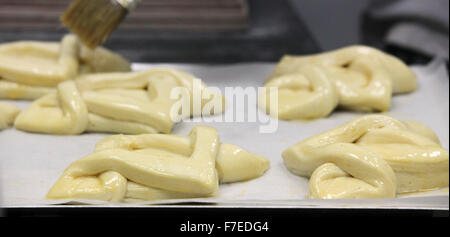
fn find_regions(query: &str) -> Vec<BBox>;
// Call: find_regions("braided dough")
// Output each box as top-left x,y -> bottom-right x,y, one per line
14,68 -> 225,135
0,34 -> 130,100
283,115 -> 449,199
0,101 -> 20,130
47,126 -> 270,202
260,46 -> 417,119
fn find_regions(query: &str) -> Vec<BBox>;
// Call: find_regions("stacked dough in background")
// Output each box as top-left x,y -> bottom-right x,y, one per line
260,46 -> 417,120
0,34 -> 131,100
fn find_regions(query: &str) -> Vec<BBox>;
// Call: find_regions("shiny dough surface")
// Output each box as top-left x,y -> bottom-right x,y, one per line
0,101 -> 20,130
14,68 -> 225,135
282,115 -> 449,199
260,46 -> 417,120
0,34 -> 131,100
47,126 -> 270,202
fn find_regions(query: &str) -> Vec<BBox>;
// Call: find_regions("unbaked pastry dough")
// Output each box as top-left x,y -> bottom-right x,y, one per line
282,115 -> 449,199
260,46 -> 417,119
14,68 -> 225,134
47,126 -> 270,202
0,101 -> 20,130
0,34 -> 130,100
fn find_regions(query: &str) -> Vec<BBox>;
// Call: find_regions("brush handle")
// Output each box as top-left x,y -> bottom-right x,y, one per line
116,0 -> 141,10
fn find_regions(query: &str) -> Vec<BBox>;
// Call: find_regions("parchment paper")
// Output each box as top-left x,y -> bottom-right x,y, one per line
1,60 -> 448,209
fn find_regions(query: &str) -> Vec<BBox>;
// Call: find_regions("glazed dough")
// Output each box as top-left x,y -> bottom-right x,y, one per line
0,101 -> 20,130
14,68 -> 225,135
260,64 -> 339,119
260,46 -> 417,119
282,115 -> 449,199
0,34 -> 130,100
47,126 -> 270,202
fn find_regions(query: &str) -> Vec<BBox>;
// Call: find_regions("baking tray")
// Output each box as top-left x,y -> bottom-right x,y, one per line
0,60 -> 448,211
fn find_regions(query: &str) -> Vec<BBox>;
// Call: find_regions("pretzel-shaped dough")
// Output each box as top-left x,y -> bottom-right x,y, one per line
283,115 -> 449,199
47,126 -> 270,202
14,68 -> 225,135
259,64 -> 339,119
0,101 -> 20,130
261,46 -> 417,119
0,35 -> 130,100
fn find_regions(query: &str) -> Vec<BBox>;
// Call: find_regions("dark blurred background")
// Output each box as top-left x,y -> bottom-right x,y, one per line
0,0 -> 448,64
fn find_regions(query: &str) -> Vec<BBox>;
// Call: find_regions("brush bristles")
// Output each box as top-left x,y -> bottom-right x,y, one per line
61,0 -> 128,49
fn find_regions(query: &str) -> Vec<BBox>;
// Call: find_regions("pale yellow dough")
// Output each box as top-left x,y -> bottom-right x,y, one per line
14,68 -> 225,135
0,101 -> 20,130
282,115 -> 449,199
260,46 -> 417,119
0,34 -> 131,100
47,126 -> 270,202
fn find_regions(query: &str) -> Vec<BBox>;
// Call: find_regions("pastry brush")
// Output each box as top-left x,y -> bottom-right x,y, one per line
61,0 -> 140,49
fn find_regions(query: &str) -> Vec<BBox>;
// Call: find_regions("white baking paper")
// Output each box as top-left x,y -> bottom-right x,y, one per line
0,60 -> 448,209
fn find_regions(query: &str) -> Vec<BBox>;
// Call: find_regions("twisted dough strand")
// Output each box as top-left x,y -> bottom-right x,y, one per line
0,34 -> 130,100
262,46 -> 417,119
0,35 -> 79,87
14,80 -> 88,134
47,126 -> 270,202
259,64 -> 338,119
269,46 -> 416,94
283,115 -> 449,199
15,69 -> 225,135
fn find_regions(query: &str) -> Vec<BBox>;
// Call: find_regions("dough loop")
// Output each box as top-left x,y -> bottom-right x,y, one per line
282,115 -> 449,199
47,126 -> 270,202
14,68 -> 225,135
260,46 -> 417,119
0,34 -> 130,100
